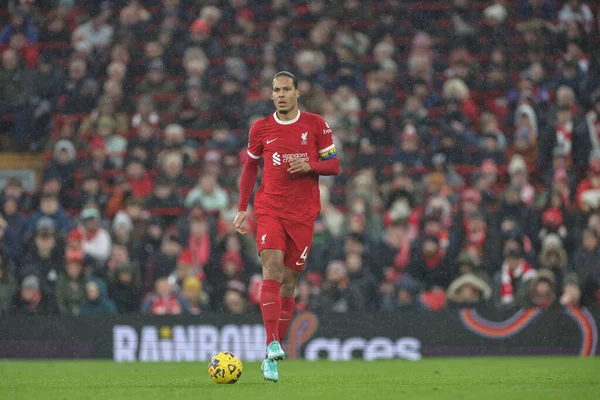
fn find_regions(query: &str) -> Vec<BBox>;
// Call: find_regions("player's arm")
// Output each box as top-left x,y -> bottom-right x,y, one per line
234,123 -> 262,234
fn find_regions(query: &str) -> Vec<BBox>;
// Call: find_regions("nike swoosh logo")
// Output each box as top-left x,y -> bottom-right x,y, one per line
262,302 -> 276,306
296,262 -> 305,266
266,139 -> 277,144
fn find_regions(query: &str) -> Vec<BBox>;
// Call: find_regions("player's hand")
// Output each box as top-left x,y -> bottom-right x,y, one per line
233,211 -> 248,235
287,157 -> 312,174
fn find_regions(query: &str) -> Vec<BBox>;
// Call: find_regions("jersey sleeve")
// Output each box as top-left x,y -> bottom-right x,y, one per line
315,116 -> 338,161
247,121 -> 263,160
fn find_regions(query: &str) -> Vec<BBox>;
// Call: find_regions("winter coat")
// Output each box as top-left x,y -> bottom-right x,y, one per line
55,274 -> 87,316
79,297 -> 118,316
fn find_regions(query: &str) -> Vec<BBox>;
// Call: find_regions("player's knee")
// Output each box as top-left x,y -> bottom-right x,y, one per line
262,258 -> 284,282
280,281 -> 295,297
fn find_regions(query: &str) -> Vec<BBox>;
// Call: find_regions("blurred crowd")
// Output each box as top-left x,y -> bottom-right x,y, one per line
1,0 -> 600,317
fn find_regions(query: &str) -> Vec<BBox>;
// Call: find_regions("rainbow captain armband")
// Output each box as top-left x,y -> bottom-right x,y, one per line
318,144 -> 338,161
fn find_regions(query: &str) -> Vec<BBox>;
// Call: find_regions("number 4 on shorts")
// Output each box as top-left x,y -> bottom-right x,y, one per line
296,246 -> 308,266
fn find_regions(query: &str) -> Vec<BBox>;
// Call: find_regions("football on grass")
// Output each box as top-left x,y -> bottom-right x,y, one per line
208,351 -> 243,384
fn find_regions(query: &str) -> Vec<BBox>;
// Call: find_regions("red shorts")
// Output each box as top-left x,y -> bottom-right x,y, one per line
255,214 -> 314,272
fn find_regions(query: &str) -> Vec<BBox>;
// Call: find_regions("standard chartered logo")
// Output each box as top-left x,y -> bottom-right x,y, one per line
272,152 -> 281,166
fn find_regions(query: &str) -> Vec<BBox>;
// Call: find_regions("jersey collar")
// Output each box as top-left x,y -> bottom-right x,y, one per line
273,110 -> 301,125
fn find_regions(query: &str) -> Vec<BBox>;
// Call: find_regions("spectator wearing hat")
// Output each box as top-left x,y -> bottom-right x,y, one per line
187,18 -> 221,59
136,216 -> 165,269
446,273 -> 493,309
2,195 -> 27,265
108,263 -> 142,314
537,234 -> 569,291
77,207 -> 112,264
55,249 -> 88,315
135,58 -> 176,95
508,155 -> 536,207
507,102 -> 538,169
380,275 -> 424,311
79,138 -> 118,175
0,251 -> 16,313
43,139 -> 77,191
111,210 -> 133,248
9,275 -> 56,316
538,87 -> 587,171
180,275 -> 209,314
79,280 -> 118,316
314,260 -> 366,313
406,234 -> 452,290
22,217 -> 64,288
141,277 -> 190,315
25,194 -> 71,239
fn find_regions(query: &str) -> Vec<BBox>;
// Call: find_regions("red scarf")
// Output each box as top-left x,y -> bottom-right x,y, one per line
189,234 -> 211,268
556,121 -> 573,158
150,295 -> 183,315
500,260 -> 536,304
423,251 -> 443,270
393,238 -> 411,270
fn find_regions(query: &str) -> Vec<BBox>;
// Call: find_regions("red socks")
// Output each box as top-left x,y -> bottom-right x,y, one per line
278,297 -> 295,343
260,280 -> 281,345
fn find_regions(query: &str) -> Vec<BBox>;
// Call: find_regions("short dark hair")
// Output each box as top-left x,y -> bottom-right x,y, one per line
273,71 -> 298,89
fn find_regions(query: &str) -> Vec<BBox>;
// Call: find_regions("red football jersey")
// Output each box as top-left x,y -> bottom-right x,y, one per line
247,110 -> 337,221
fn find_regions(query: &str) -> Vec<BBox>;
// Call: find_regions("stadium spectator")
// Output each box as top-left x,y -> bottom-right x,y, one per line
2,196 -> 27,264
314,260 -> 365,313
0,0 -> 599,317
26,194 -> 71,239
71,6 -> 114,55
77,207 -> 112,264
141,277 -> 190,315
446,273 -> 493,309
568,228 -> 600,308
108,263 -> 141,315
55,250 -> 87,316
9,275 -> 55,316
184,174 -> 228,211
558,0 -> 595,33
79,280 -> 118,316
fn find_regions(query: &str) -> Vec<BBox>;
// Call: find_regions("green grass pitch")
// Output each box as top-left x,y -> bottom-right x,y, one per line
1,357 -> 599,400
